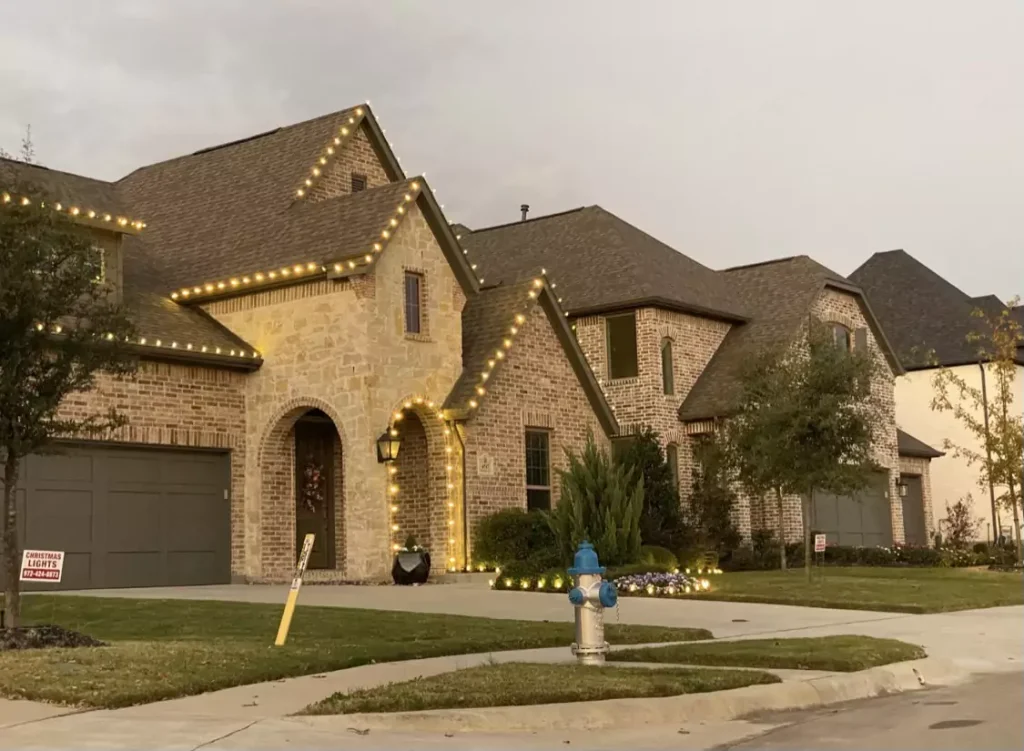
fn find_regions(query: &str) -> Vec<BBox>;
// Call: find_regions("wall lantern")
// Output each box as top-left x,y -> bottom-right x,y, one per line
376,429 -> 401,463
898,482 -> 909,497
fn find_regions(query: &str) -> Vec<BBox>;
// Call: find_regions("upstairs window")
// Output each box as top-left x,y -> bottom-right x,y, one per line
606,313 -> 638,379
86,246 -> 105,282
351,174 -> 367,192
832,323 -> 852,352
404,272 -> 422,334
525,430 -> 551,510
661,338 -> 675,395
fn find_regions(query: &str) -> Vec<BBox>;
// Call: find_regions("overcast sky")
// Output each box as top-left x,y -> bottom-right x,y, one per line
2,1 -> 1021,299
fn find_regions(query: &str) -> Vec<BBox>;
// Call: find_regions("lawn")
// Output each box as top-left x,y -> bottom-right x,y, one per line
608,635 -> 925,672
303,662 -> 780,714
1,596 -> 711,708
687,567 -> 1024,613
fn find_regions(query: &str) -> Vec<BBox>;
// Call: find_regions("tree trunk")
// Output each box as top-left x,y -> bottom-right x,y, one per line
803,488 -> 813,582
2,452 -> 21,628
776,487 -> 787,571
1007,480 -> 1022,565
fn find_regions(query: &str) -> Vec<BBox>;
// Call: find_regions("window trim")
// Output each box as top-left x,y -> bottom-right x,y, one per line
831,323 -> 852,352
525,428 -> 552,511
404,271 -> 423,335
661,338 -> 675,395
605,312 -> 639,380
351,173 -> 367,192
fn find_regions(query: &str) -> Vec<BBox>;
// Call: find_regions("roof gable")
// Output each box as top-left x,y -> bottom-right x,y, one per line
444,278 -> 618,436
457,206 -> 748,322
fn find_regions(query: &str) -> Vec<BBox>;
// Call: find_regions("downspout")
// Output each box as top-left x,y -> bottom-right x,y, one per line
978,362 -> 1000,543
450,420 -> 469,570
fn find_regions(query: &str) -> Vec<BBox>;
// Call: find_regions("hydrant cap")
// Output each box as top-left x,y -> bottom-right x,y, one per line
598,581 -> 618,608
567,541 -> 605,576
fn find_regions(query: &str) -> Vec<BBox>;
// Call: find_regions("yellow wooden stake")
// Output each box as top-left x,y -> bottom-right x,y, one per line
274,533 -> 315,647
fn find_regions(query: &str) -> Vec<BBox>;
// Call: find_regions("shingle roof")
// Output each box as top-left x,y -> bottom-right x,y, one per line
897,428 -> 944,459
457,206 -> 748,322
445,279 -> 617,436
678,256 -> 900,421
850,250 -> 1023,369
1,157 -> 128,217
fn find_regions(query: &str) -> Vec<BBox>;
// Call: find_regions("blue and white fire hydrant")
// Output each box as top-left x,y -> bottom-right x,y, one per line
567,541 -> 618,665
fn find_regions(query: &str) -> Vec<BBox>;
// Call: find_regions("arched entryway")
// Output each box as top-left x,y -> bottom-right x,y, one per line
259,403 -> 345,577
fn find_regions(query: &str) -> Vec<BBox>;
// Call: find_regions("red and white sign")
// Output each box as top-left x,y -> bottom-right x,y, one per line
19,549 -> 65,583
814,534 -> 827,553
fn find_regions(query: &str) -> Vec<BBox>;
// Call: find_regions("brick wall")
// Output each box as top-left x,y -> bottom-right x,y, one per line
204,202 -> 464,579
58,361 -> 248,571
394,412 -> 431,548
308,122 -> 390,202
463,303 -> 611,562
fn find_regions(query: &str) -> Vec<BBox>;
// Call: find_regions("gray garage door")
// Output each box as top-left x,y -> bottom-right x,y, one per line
812,473 -> 893,547
6,444 -> 231,591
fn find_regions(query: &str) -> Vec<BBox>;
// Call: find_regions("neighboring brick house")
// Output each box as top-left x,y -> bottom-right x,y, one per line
461,214 -> 940,547
1,105 -> 617,589
852,249 -> 1023,542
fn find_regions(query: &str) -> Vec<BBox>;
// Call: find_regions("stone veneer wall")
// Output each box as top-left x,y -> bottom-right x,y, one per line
308,122 -> 390,202
899,455 -> 937,538
463,303 -> 611,564
202,202 -> 464,580
58,362 -> 248,571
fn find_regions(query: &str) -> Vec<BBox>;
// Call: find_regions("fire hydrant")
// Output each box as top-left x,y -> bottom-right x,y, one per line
567,541 -> 618,665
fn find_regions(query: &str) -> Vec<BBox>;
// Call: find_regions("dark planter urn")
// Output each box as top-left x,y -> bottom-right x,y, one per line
392,550 -> 431,585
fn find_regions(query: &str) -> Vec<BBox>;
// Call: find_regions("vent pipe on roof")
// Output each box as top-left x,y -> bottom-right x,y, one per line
520,204 -> 529,221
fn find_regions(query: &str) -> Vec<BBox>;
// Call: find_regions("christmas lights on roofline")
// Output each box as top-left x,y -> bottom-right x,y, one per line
1,190 -> 146,231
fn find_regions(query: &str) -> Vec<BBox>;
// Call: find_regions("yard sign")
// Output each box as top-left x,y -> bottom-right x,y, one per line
274,533 -> 315,646
20,550 -> 65,583
814,534 -> 827,553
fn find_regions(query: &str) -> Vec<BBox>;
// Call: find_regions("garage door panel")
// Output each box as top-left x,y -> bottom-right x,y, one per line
8,444 -> 230,591
812,473 -> 893,548
24,489 -> 94,551
103,552 -> 163,588
106,491 -> 163,550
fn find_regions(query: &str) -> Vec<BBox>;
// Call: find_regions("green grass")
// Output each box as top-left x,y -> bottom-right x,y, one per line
689,567 -> 1024,613
1,596 -> 711,708
608,635 -> 926,672
303,662 -> 780,714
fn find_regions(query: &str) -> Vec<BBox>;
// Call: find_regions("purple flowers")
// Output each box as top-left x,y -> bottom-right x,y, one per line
613,571 -> 712,596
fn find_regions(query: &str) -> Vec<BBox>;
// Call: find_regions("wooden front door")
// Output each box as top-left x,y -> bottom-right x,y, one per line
295,419 -> 335,570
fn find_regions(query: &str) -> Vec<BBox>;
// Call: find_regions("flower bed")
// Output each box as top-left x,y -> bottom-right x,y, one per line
488,564 -> 722,596
614,571 -> 712,596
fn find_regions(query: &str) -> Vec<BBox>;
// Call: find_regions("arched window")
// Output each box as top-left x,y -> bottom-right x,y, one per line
832,323 -> 852,352
661,339 -> 675,395
666,443 -> 679,491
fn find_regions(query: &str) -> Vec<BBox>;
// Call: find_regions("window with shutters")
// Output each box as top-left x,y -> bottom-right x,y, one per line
525,430 -> 551,510
404,272 -> 422,334
661,338 -> 675,394
606,313 -> 638,379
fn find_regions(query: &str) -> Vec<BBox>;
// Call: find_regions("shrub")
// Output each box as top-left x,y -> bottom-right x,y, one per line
972,541 -> 991,555
549,433 -> 643,566
640,545 -> 678,570
473,509 -> 558,568
618,428 -> 690,550
688,434 -> 742,555
941,497 -> 982,550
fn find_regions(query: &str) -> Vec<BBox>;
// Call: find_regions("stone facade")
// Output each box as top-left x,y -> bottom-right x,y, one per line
202,202 -> 465,580
463,302 -> 611,564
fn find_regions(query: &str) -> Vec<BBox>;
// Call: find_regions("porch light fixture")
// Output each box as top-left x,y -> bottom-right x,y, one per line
376,429 -> 401,463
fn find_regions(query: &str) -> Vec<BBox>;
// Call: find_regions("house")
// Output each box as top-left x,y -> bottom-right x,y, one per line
851,249 -> 1024,542
1,105 -> 942,591
457,214 -> 938,548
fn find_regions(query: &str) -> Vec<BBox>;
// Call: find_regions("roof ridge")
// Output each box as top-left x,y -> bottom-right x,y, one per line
1,156 -> 115,186
469,205 -> 589,233
117,105 -> 362,182
723,255 -> 806,272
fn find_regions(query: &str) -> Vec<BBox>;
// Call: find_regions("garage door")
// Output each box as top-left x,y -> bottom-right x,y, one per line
5,444 -> 231,591
812,473 -> 893,548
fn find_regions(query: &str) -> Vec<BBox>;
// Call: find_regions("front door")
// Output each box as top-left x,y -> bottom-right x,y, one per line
900,474 -> 927,546
295,419 -> 335,570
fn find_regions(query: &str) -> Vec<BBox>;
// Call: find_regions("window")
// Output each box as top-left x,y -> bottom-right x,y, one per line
666,443 -> 679,490
404,272 -> 422,334
606,313 -> 638,379
525,430 -> 551,510
832,323 -> 851,352
86,246 -> 105,282
661,339 -> 675,395
351,174 -> 367,192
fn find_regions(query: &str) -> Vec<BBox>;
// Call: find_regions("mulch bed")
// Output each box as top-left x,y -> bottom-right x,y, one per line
0,624 -> 106,651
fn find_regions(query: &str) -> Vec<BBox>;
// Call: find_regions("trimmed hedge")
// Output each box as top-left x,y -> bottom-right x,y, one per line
640,545 -> 678,570
722,540 -> 1019,571
472,509 -> 560,569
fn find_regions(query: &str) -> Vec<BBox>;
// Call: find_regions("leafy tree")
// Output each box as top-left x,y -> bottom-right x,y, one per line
688,433 -> 741,557
931,298 -> 1023,562
727,319 -> 887,579
548,433 -> 643,566
0,173 -> 137,626
940,497 -> 982,551
618,427 -> 688,550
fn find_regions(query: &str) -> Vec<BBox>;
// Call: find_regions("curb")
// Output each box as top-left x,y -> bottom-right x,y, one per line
297,657 -> 966,733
